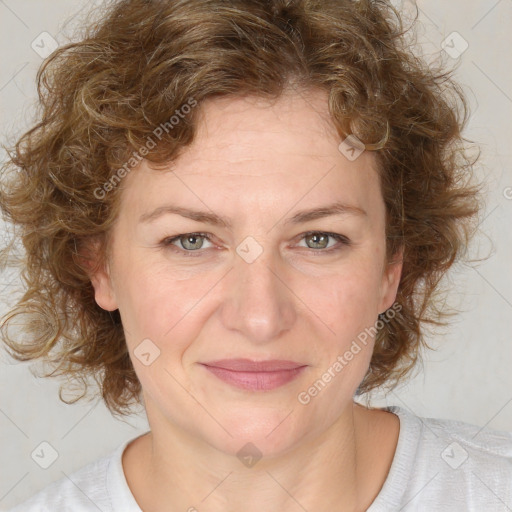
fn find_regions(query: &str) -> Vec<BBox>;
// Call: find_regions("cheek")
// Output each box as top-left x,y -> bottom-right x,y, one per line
316,260 -> 384,335
112,259 -> 205,347
301,271 -> 381,400
113,240 -> 384,356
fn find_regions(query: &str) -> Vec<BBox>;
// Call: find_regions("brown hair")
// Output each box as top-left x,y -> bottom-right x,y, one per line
0,0 -> 482,415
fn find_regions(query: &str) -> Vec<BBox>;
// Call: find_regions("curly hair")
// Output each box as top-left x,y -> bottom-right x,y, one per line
0,0 -> 482,415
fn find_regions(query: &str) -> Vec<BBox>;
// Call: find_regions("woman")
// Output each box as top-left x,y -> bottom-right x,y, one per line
1,0 -> 511,510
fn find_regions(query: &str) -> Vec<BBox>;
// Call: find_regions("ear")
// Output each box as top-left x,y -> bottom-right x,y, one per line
378,245 -> 404,314
75,238 -> 119,312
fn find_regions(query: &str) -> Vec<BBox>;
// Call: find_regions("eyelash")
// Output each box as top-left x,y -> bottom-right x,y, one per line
160,231 -> 351,257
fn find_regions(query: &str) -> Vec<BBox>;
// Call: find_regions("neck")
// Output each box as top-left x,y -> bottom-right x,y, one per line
123,402 -> 399,512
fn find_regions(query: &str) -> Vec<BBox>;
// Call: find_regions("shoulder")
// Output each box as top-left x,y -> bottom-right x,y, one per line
412,408 -> 512,477
369,406 -> 512,511
8,448 -> 115,512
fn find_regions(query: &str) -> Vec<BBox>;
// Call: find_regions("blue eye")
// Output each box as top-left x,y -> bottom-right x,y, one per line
160,231 -> 351,257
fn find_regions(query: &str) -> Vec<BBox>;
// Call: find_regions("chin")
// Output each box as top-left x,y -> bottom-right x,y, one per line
201,406 -> 311,461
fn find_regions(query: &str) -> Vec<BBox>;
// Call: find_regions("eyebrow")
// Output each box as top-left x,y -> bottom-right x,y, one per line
138,201 -> 367,228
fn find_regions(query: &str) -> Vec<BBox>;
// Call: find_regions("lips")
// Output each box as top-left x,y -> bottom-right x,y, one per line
202,358 -> 305,372
200,359 -> 307,391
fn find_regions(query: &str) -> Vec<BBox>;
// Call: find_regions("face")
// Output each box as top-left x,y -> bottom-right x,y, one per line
91,88 -> 402,457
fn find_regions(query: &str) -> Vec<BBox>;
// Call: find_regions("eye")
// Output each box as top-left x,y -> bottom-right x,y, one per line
296,231 -> 351,253
162,232 -> 214,254
160,230 -> 351,257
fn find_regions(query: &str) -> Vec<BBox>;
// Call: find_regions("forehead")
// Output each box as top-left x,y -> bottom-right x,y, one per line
119,89 -> 382,221
188,89 -> 341,165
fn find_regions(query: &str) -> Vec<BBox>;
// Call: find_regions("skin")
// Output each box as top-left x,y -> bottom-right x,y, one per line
90,87 -> 403,512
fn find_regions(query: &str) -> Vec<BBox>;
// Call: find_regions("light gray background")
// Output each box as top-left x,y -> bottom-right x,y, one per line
1,0 -> 511,509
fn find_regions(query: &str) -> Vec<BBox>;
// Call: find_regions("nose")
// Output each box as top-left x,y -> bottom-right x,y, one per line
219,247 -> 297,345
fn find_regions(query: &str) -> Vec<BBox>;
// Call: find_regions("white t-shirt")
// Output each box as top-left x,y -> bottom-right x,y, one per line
8,405 -> 512,511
